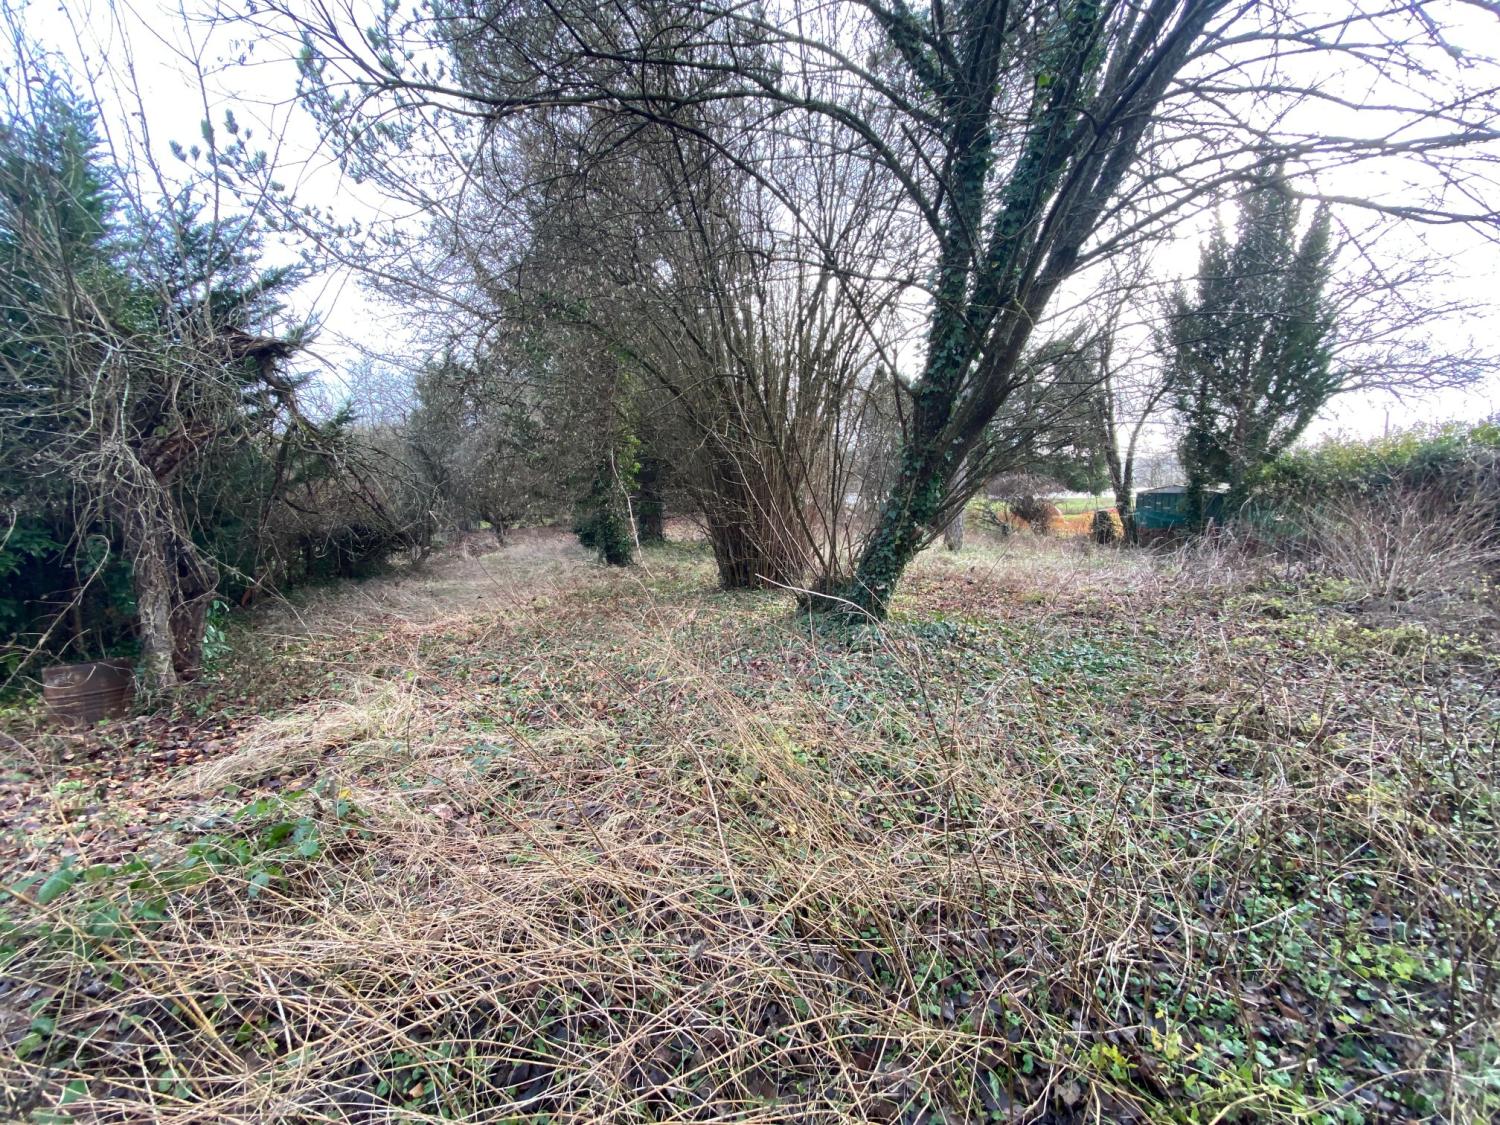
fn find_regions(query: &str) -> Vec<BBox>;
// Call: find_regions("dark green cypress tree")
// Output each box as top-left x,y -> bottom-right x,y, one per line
1165,179 -> 1338,523
0,86 -> 124,670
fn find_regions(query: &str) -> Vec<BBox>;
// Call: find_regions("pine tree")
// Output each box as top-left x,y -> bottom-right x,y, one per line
1165,180 -> 1338,523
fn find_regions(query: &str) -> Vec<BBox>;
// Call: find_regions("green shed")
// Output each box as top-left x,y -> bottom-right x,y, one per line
1134,485 -> 1227,530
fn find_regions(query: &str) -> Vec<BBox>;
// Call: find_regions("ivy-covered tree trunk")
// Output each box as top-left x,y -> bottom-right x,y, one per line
574,456 -> 635,566
816,0 -> 1220,616
840,419 -> 960,613
835,81 -> 996,612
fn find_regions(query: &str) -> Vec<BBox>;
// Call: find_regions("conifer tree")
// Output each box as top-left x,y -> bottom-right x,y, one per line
1165,181 -> 1337,523
0,72 -> 311,686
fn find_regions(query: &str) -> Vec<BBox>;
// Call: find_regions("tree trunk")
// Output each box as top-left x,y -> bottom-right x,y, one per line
1107,451 -> 1137,546
820,0 -> 1221,614
122,514 -> 179,691
115,482 -> 218,689
943,510 -> 964,551
834,422 -> 957,614
699,449 -> 812,589
635,457 -> 666,544
705,512 -> 804,589
70,598 -> 88,657
1100,414 -> 1135,545
707,519 -> 757,588
1116,495 -> 1137,546
170,598 -> 209,681
170,539 -> 216,681
484,512 -> 507,545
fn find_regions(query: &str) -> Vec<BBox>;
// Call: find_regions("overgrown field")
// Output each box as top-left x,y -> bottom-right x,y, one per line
2,531 -> 1497,1123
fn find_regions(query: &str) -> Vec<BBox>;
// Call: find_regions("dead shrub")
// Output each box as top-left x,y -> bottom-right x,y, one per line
1301,483 -> 1500,605
1090,508 -> 1122,545
1009,496 -> 1059,535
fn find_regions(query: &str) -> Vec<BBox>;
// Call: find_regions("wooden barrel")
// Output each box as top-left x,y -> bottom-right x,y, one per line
43,659 -> 134,726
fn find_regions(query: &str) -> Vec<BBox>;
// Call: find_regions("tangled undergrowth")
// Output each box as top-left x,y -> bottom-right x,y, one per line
2,531 -> 1497,1123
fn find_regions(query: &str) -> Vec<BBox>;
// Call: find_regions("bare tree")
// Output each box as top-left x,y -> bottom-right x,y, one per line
1066,255 -> 1177,543
264,0 -> 1500,612
333,70 -> 915,587
1094,343 -> 1173,544
520,112 -> 911,587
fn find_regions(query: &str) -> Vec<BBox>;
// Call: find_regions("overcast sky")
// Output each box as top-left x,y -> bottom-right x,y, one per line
9,0 -> 1500,444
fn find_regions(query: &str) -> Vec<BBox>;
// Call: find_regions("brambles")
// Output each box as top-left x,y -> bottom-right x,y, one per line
3,533 -> 1495,1122
1300,485 -> 1500,607
1240,422 -> 1500,625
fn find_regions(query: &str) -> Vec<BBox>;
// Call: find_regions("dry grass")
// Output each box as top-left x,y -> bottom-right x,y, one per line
3,532 -> 1497,1123
169,676 -> 431,797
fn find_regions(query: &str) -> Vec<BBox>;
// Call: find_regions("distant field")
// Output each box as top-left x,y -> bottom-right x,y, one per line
1052,494 -> 1111,514
969,495 -> 1115,536
976,494 -> 1111,515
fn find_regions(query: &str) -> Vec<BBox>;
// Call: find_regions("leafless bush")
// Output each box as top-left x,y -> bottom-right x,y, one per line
1010,496 -> 1060,536
1159,519 -> 1298,595
1301,484 -> 1500,605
